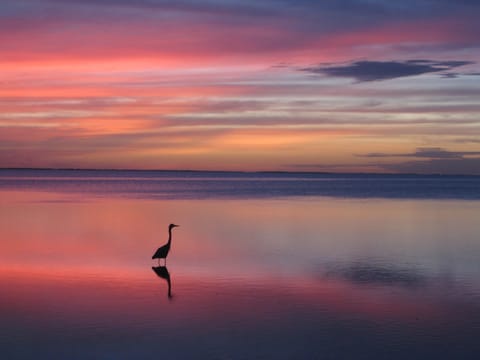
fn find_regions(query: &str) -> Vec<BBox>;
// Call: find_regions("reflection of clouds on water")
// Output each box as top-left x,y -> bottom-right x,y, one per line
322,262 -> 428,289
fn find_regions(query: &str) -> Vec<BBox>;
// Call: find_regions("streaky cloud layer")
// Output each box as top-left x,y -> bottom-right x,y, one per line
1,0 -> 480,173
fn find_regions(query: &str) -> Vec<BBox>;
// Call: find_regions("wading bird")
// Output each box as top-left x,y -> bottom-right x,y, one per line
152,224 -> 179,265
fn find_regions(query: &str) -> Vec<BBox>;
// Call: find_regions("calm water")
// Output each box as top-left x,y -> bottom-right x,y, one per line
1,170 -> 479,359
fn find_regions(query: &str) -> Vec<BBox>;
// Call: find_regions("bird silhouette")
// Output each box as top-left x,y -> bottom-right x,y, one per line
152,266 -> 172,299
152,223 -> 179,265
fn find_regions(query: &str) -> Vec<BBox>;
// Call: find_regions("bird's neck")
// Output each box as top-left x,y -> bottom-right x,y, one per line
167,228 -> 173,245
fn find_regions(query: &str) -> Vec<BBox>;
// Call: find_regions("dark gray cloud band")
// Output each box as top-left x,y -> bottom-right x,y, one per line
358,147 -> 480,175
383,157 -> 480,175
301,60 -> 474,82
359,147 -> 480,159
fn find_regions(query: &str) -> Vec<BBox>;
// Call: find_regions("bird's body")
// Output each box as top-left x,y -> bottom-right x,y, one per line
152,242 -> 170,260
152,224 -> 179,265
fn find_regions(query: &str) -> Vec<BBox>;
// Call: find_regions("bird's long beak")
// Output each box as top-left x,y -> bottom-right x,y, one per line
174,224 -> 180,227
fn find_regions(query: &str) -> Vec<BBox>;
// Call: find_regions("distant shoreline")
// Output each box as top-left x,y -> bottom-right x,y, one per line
0,167 -> 478,177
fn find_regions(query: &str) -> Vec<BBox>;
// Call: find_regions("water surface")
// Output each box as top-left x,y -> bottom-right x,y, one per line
1,170 -> 479,359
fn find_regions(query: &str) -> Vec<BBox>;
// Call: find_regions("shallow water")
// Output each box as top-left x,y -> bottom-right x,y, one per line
1,171 -> 479,359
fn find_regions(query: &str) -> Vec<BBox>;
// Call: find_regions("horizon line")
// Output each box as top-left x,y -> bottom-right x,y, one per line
0,167 -> 478,177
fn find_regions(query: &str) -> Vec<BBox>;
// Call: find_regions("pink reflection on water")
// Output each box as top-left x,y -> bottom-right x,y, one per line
1,189 -> 479,331
0,264 -> 457,330
2,190 -> 480,274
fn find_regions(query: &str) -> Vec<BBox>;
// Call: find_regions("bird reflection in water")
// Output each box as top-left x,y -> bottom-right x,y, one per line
152,266 -> 173,300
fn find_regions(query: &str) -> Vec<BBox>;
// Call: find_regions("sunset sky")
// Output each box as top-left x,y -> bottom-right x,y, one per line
1,0 -> 480,173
